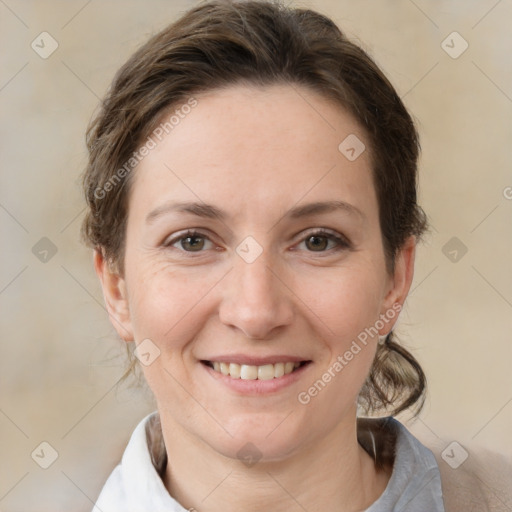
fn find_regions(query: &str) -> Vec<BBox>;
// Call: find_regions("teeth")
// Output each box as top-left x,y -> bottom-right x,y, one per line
229,363 -> 241,379
257,364 -> 274,380
240,364 -> 258,380
208,361 -> 304,380
274,362 -> 284,378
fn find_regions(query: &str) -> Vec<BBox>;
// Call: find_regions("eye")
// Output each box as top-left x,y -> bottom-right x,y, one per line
296,229 -> 350,253
164,230 -> 214,252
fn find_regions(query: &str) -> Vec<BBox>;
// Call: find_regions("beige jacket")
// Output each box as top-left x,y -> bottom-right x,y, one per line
432,441 -> 512,511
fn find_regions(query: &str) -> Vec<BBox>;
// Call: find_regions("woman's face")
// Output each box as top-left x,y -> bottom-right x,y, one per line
97,84 -> 414,461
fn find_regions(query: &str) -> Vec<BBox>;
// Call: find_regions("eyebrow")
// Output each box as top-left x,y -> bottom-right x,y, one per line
287,200 -> 364,221
145,200 -> 365,224
146,201 -> 227,224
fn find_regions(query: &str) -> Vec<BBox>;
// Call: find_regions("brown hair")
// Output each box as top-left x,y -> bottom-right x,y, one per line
82,0 -> 428,416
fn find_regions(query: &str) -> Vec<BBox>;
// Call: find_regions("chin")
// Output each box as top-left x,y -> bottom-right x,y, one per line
205,413 -> 309,464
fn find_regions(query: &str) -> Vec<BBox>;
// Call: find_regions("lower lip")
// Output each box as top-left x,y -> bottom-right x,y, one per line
201,362 -> 312,395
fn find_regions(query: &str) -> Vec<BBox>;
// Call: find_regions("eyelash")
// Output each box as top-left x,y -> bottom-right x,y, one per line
163,228 -> 351,255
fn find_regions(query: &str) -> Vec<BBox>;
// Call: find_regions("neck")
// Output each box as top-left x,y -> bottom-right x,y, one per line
160,413 -> 391,512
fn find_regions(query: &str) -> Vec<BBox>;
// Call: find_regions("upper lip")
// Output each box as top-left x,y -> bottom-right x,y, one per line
201,354 -> 311,365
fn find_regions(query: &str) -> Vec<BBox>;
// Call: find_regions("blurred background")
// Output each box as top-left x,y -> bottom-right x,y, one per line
1,0 -> 511,510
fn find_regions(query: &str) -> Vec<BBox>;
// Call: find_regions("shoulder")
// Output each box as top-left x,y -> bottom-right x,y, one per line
358,417 -> 512,512
404,420 -> 512,512
430,440 -> 512,512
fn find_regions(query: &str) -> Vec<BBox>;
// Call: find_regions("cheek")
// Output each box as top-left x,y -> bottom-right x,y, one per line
125,262 -> 221,401
127,260 -> 212,337
299,263 -> 384,344
293,270 -> 382,428
296,264 -> 384,391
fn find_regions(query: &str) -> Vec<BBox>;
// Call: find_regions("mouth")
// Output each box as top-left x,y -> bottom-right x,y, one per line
201,360 -> 311,380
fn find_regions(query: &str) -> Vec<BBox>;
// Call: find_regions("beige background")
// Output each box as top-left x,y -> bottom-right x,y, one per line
1,0 -> 511,510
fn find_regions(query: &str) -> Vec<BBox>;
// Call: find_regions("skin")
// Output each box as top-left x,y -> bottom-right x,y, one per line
95,84 -> 416,511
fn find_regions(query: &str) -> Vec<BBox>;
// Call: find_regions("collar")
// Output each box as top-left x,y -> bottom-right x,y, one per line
93,412 -> 445,511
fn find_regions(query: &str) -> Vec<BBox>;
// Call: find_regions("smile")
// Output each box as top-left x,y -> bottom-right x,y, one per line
202,361 -> 310,380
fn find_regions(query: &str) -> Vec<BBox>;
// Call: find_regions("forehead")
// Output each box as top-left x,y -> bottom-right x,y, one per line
128,84 -> 378,225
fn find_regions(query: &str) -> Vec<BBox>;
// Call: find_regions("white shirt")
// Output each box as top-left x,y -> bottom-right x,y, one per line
92,412 -> 445,512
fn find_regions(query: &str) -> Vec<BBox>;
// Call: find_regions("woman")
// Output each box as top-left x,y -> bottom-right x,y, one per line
81,1 -> 501,510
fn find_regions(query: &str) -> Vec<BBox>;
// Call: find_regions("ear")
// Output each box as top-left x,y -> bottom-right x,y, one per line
379,236 -> 416,335
93,249 -> 134,342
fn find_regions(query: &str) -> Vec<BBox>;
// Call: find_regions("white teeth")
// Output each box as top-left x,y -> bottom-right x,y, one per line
257,364 -> 275,380
240,365 -> 258,380
229,363 -> 241,379
274,362 -> 284,378
208,361 -> 305,379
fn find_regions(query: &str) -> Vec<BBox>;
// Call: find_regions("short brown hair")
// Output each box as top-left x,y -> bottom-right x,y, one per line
82,0 -> 428,416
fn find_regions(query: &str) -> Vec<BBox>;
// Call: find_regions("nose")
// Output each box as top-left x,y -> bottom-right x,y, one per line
218,251 -> 294,340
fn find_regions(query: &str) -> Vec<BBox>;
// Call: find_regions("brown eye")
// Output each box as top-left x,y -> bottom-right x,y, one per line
296,229 -> 350,253
165,230 -> 214,253
305,235 -> 329,251
180,235 -> 205,251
